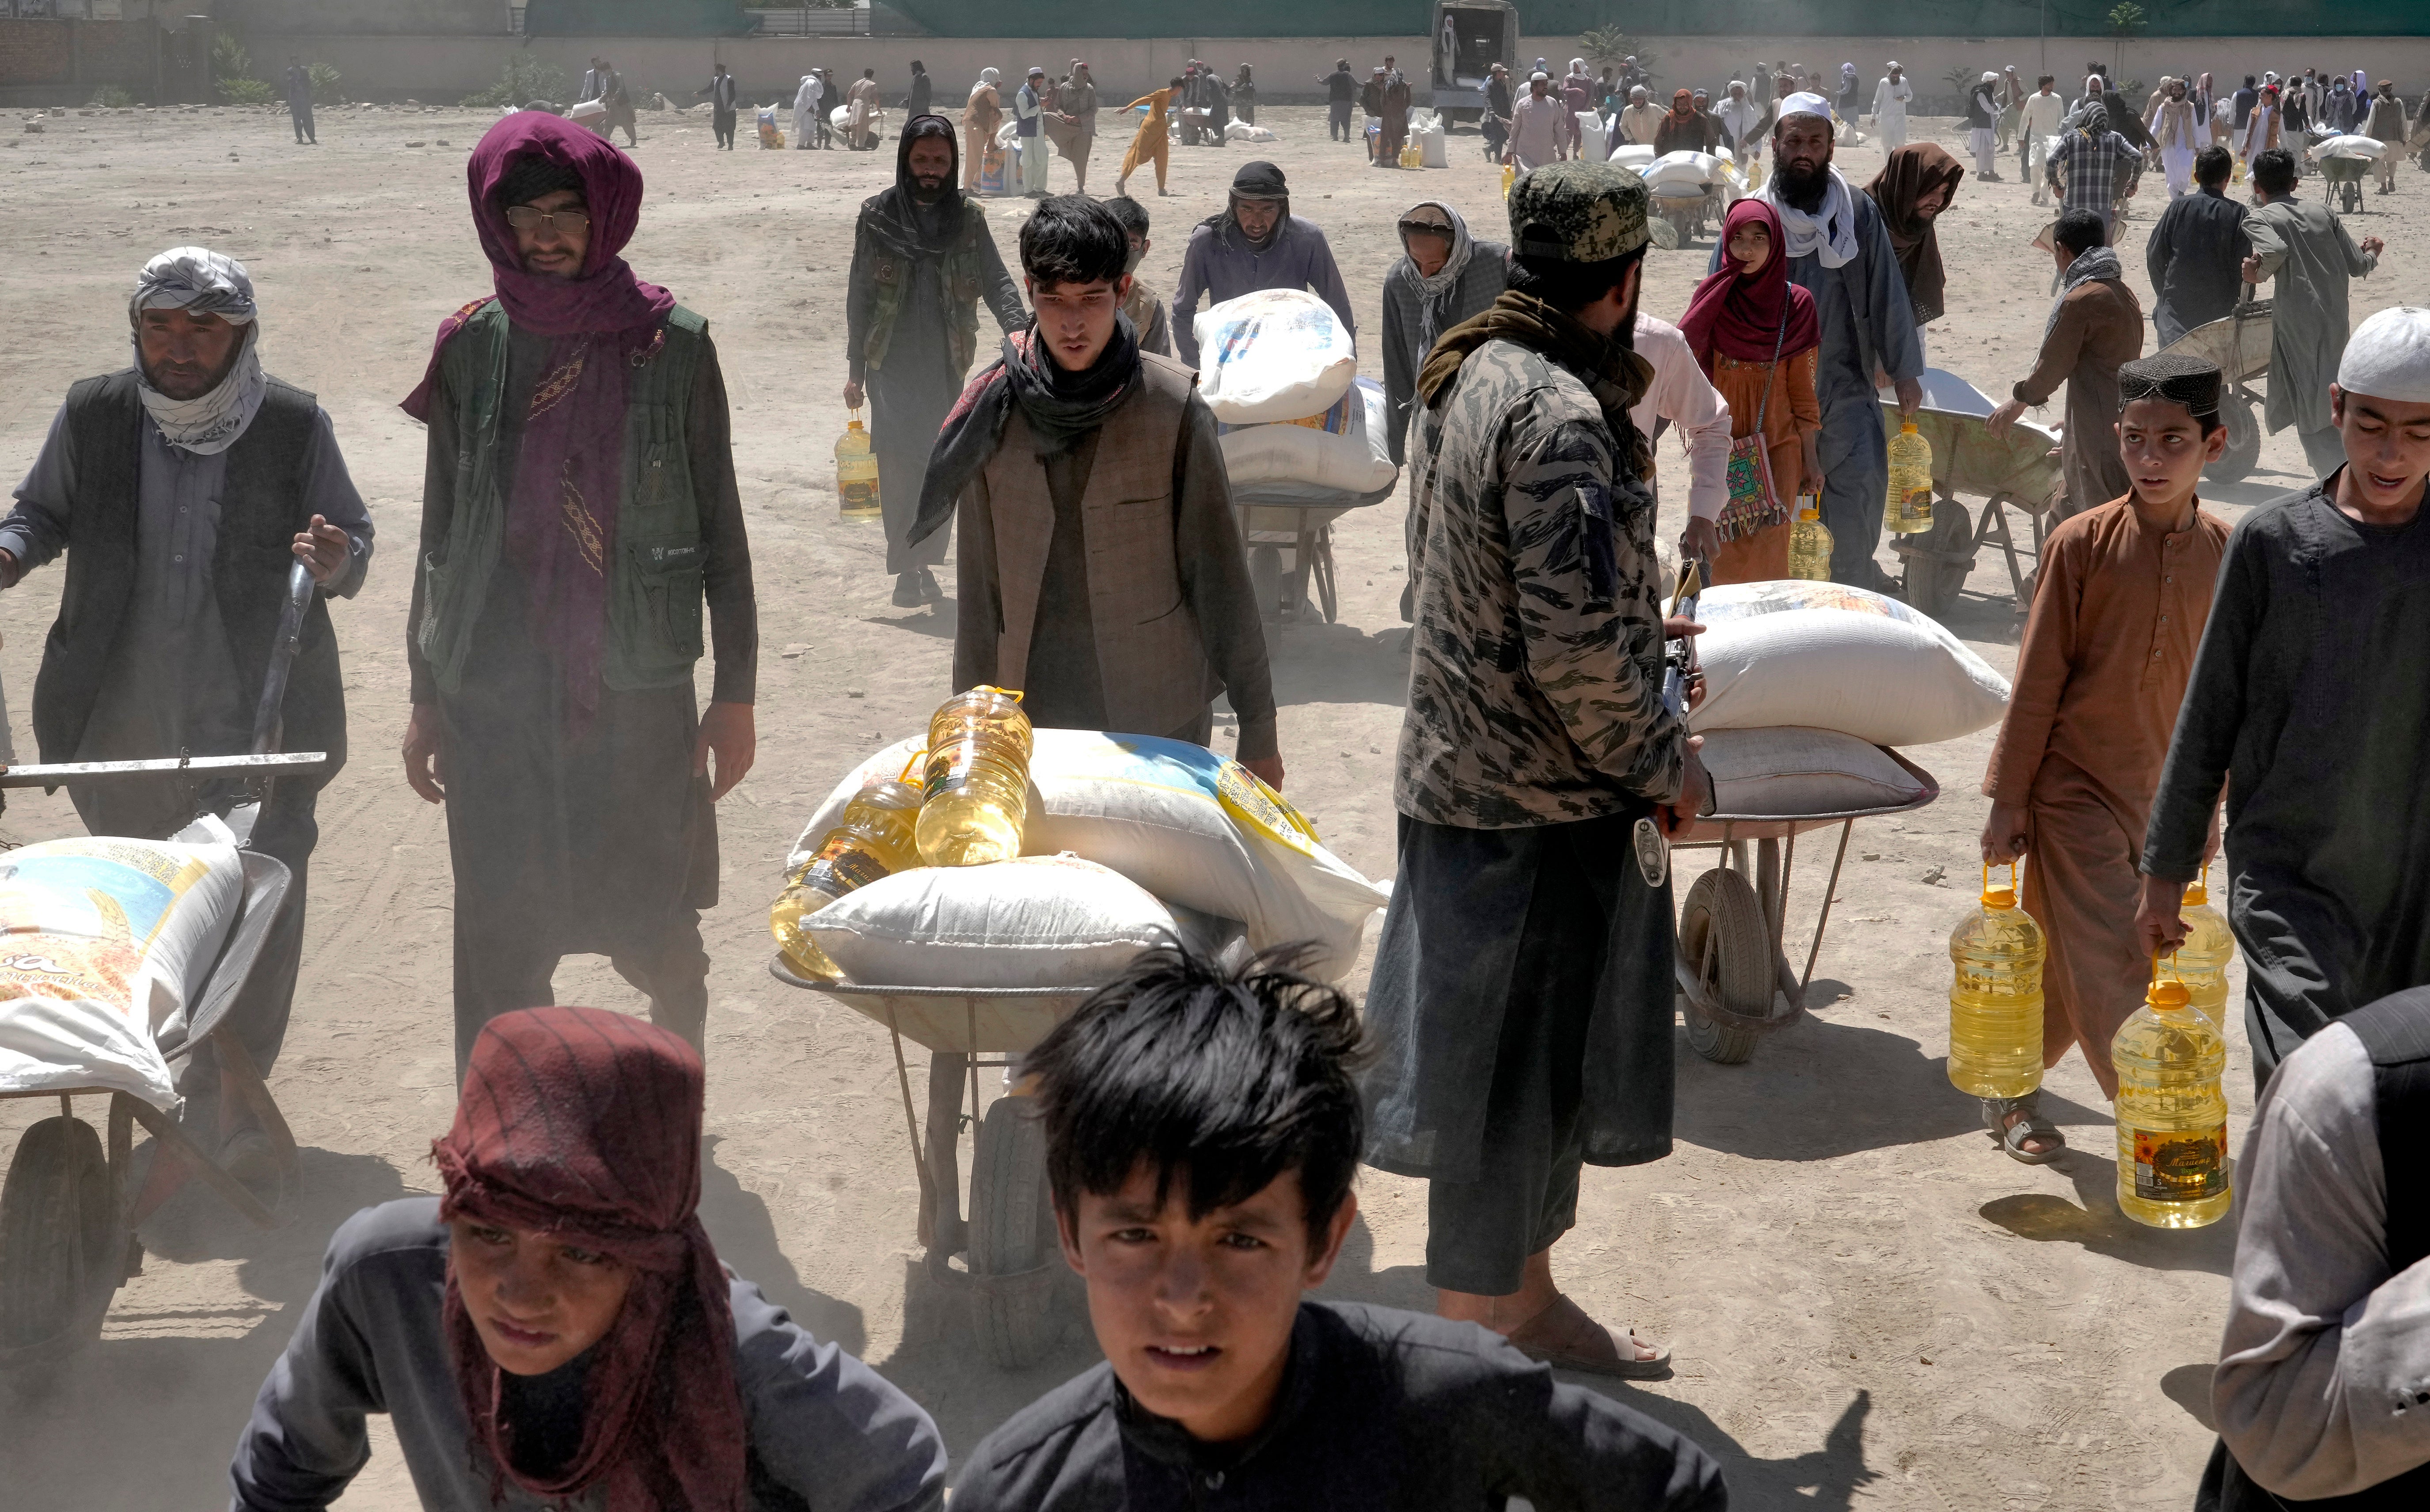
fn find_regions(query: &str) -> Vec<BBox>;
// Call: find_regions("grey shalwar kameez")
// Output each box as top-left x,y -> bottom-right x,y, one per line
1724,182 -> 1925,584
2243,197 -> 2380,476
2142,476 -> 2430,1093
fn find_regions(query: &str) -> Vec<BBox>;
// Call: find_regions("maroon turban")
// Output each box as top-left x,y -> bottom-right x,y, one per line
435,1006 -> 744,1512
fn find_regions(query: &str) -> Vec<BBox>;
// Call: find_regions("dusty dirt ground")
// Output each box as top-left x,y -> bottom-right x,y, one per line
0,95 -> 2420,1509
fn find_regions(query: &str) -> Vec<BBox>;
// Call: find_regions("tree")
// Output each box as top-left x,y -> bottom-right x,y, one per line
211,31 -> 275,106
2107,2 -> 2147,80
1578,26 -> 1657,83
463,54 -> 573,110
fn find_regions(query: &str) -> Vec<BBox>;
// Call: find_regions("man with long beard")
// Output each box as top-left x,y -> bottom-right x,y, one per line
844,115 -> 1026,606
401,114 -> 758,1073
1,247 -> 372,1209
1721,93 -> 1922,586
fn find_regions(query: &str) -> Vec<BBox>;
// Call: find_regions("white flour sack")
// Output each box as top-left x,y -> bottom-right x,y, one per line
1690,581 -> 2011,747
806,855 -> 1174,990
794,730 -> 1388,980
0,835 -> 246,1109
1194,288 -> 1359,425
1219,380 -> 1397,495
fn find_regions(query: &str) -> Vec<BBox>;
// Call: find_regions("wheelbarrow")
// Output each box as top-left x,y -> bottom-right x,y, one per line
2155,295 -> 2273,483
1876,388 -> 2066,619
1235,480 -> 1393,625
768,960 -> 1092,1369
1671,751 -> 1943,1064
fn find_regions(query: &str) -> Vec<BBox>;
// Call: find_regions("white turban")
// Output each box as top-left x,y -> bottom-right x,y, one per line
129,246 -> 266,456
1779,91 -> 1834,121
1983,72 -> 1999,84
2338,306 -> 2430,402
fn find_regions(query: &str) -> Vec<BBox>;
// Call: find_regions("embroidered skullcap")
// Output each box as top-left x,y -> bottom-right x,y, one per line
1779,91 -> 1834,122
2117,352 -> 2222,418
2337,306 -> 2430,402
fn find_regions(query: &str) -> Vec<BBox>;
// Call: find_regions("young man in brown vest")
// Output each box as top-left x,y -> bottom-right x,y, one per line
909,195 -> 1282,788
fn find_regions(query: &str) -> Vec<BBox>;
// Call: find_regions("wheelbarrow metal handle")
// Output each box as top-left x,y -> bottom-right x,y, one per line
250,560 -> 316,757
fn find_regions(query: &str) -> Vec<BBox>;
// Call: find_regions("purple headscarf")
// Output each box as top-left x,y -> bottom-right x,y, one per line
402,112 -> 675,729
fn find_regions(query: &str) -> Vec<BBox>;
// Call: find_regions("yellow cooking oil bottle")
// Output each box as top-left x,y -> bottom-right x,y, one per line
835,409 -> 881,520
1948,861 -> 2046,1099
2113,967 -> 2232,1229
1885,417 -> 1935,535
2174,864 -> 2236,1027
1501,162 -> 1516,199
1399,141 -> 1422,168
915,686 -> 1035,868
771,752 -> 925,980
1788,496 -> 1834,580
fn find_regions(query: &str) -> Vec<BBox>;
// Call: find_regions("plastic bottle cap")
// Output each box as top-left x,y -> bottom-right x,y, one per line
1798,505 -> 1820,520
2182,879 -> 2208,905
1901,419 -> 1919,434
1982,883 -> 2016,909
2149,979 -> 2192,1009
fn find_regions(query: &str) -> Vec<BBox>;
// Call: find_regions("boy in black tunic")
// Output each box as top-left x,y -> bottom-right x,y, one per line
950,945 -> 1728,1511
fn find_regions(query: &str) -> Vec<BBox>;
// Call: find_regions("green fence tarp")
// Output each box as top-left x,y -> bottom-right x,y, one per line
883,0 -> 2430,39
522,0 -> 752,36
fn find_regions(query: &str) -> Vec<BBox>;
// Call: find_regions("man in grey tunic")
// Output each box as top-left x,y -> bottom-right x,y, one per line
1169,161 -> 1359,370
2137,306 -> 2430,1094
1731,93 -> 1923,587
2240,147 -> 2385,477
0,247 -> 371,1190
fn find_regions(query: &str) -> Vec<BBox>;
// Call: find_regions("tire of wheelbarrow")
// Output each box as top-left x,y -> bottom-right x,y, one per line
1678,869 -> 1773,1065
967,1096 -> 1061,1369
2206,397 -> 2261,484
0,1116 -> 117,1366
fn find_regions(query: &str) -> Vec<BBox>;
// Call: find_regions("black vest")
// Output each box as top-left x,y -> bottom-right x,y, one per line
32,370 -> 346,788
2198,990 -> 2430,1509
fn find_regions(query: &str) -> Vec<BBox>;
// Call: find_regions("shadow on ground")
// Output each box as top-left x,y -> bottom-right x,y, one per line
1268,619 -> 1414,709
0,1146 -> 410,1508
1977,1148 -> 2236,1276
1585,1382 -> 1880,1510
2162,1361 -> 2219,1430
700,1134 -> 867,1358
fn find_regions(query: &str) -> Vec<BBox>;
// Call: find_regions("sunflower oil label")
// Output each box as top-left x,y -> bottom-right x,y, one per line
807,841 -> 891,894
2132,1125 -> 2228,1203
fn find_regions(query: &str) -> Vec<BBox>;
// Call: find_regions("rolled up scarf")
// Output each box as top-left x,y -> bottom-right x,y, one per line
909,315 -> 1142,547
400,112 -> 675,731
130,246 -> 267,455
2046,244 -> 2125,338
1398,199 -> 1478,353
436,1007 -> 745,1512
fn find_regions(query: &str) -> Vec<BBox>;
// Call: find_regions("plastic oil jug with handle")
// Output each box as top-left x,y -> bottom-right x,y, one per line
1885,417 -> 1934,534
771,751 -> 925,980
2113,965 -> 2232,1228
1501,162 -> 1516,199
2174,864 -> 2236,1028
835,409 -> 881,520
1948,861 -> 2046,1099
915,686 -> 1035,868
1788,496 -> 1834,580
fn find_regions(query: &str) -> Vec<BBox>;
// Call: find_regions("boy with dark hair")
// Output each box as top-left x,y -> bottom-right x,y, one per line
910,195 -> 1279,785
952,946 -> 1728,1510
1990,208 -> 2141,519
1976,354 -> 2230,1161
1367,162 -> 1707,1378
1101,195 -> 1170,357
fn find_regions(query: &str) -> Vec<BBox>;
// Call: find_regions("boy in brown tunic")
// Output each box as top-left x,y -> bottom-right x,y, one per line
1976,354 -> 2230,1160
1989,207 -> 2144,520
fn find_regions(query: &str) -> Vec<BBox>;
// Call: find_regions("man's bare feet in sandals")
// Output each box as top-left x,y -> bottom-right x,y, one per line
1983,1093 -> 2066,1164
1504,1294 -> 1673,1379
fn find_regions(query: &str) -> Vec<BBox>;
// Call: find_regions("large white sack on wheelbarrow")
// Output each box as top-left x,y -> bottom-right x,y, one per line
2309,133 -> 2385,161
1643,150 -> 1723,189
794,730 -> 1388,980
1194,289 -> 1358,426
806,855 -> 1175,989
0,835 -> 246,1109
1218,381 -> 1397,494
1690,581 -> 2010,747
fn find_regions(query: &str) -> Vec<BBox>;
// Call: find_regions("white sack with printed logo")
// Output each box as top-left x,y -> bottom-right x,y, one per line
1193,289 -> 1359,425
1688,581 -> 2010,747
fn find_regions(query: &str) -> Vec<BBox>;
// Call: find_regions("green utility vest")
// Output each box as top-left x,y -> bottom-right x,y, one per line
416,302 -> 709,697
860,197 -> 992,377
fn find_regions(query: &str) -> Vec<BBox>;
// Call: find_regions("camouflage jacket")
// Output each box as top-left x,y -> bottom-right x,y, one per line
1396,336 -> 1686,827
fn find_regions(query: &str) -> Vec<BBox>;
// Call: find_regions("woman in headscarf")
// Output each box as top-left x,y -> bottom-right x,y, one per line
1653,87 -> 1713,155
1678,199 -> 1823,584
792,70 -> 822,150
1865,142 -> 1965,327
1380,199 -> 1507,467
228,1007 -> 949,1509
962,66 -> 1003,191
398,112 -> 758,1065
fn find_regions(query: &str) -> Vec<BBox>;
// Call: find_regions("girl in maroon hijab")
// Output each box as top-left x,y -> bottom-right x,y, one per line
399,112 -> 760,1076
230,1007 -> 946,1510
1677,198 -> 1823,583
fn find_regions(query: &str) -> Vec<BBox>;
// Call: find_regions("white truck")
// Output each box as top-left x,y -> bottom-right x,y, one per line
1429,0 -> 1519,126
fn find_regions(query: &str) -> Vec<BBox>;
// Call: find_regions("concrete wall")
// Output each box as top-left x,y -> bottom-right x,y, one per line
0,17 -> 158,91
129,31 -> 2430,108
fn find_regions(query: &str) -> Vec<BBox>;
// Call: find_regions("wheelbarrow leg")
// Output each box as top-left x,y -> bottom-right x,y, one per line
1982,493 -> 2030,607
122,1098 -> 279,1230
214,1031 -> 299,1182
1286,519 -> 1320,623
924,1051 -> 970,1258
108,1093 -> 138,1281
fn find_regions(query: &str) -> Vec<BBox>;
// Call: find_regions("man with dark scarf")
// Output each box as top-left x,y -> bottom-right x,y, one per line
229,1006 -> 948,1511
1865,142 -> 1965,327
402,114 -> 759,1073
844,114 -> 1026,607
1169,160 -> 1357,370
911,196 -> 1280,788
1363,162 -> 1708,1381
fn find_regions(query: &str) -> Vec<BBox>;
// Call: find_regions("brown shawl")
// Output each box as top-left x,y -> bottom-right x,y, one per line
1866,143 -> 1966,327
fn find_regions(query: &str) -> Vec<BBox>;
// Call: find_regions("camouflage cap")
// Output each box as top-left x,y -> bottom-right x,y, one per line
1507,160 -> 1650,264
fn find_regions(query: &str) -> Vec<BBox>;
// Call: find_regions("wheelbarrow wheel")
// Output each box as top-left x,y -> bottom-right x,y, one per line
1678,868 -> 1772,1065
2206,394 -> 2261,484
967,1095 -> 1062,1369
0,1116 -> 117,1366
